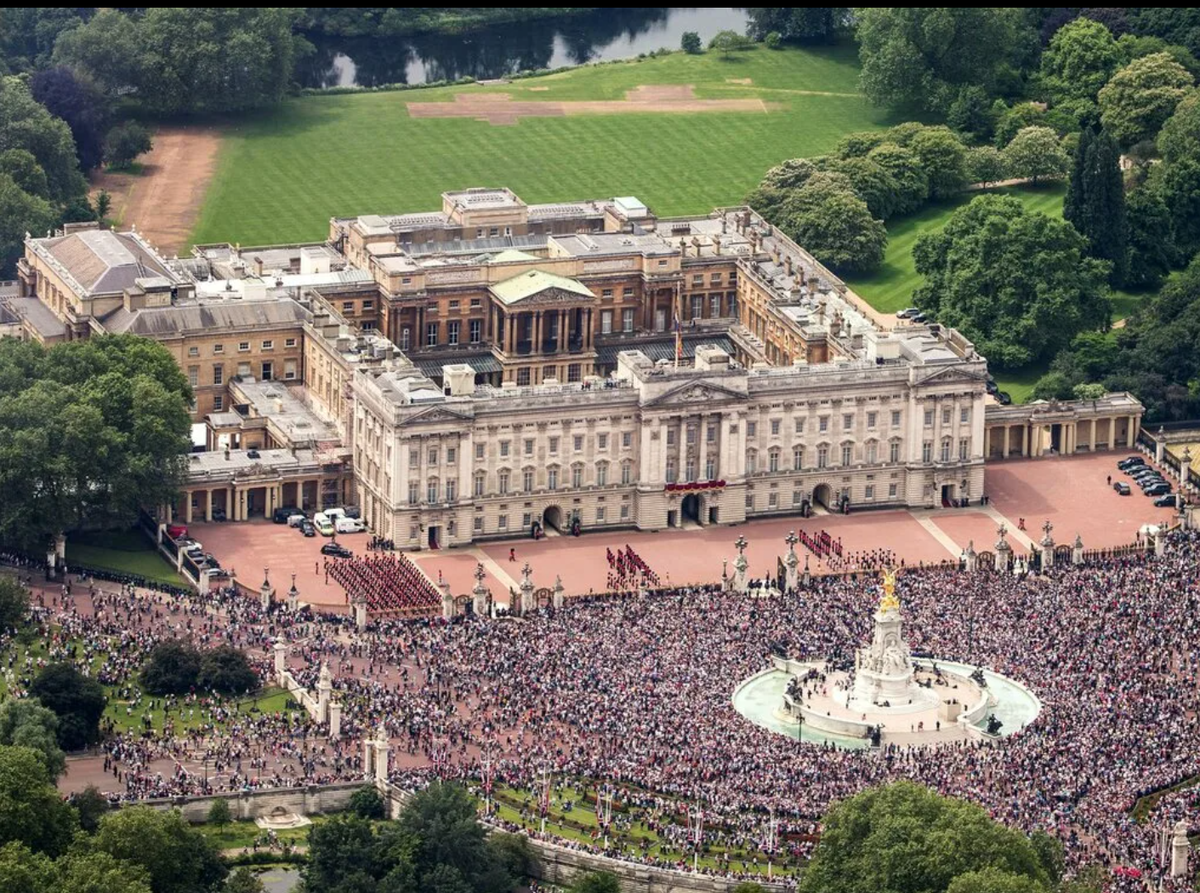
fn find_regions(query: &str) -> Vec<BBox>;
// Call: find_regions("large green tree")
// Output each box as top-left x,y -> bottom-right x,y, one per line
1063,128 -> 1128,284
798,782 -> 1052,893
0,745 -> 78,857
399,782 -> 497,890
1158,90 -> 1200,163
0,76 -> 85,203
866,143 -> 929,214
95,807 -> 226,893
1040,17 -> 1122,105
913,194 -> 1110,369
0,699 -> 64,779
0,335 -> 192,554
29,664 -> 106,751
776,174 -> 887,273
1125,186 -> 1176,288
855,8 -> 1025,114
0,577 -> 29,631
909,126 -> 969,199
745,9 -> 847,44
1003,126 -> 1070,183
1099,52 -> 1194,147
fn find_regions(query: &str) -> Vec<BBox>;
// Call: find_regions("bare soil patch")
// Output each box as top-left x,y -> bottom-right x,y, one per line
407,84 -> 768,125
89,125 -> 222,254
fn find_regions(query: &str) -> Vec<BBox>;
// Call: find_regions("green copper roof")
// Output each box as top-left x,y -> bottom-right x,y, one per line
490,269 -> 594,305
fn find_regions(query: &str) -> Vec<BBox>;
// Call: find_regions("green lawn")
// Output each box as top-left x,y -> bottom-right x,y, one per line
65,529 -> 183,587
192,44 -> 896,246
993,363 -> 1048,406
845,182 -> 1068,315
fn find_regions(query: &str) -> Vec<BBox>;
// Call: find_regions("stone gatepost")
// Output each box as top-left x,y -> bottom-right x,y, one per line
273,638 -> 287,685
362,734 -> 375,781
259,569 -> 274,612
995,524 -> 1012,573
328,701 -> 341,740
964,540 -> 978,573
1172,819 -> 1191,877
1072,534 -> 1084,566
317,662 -> 332,723
1040,521 -> 1055,570
552,575 -> 564,610
733,535 -> 749,593
1155,527 -> 1167,557
783,531 -> 799,590
519,563 -> 535,616
1155,426 -> 1166,465
440,581 -> 454,620
472,563 -> 489,617
286,574 -> 299,613
352,595 -> 368,632
374,724 -> 390,786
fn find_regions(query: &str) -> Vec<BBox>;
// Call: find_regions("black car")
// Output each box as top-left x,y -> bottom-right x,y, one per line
211,507 -> 227,522
320,542 -> 352,558
1133,471 -> 1164,485
1117,456 -> 1145,470
1144,483 -> 1173,496
300,520 -> 316,537
1154,494 -> 1178,508
1113,481 -> 1131,495
996,391 -> 1012,405
273,506 -> 300,524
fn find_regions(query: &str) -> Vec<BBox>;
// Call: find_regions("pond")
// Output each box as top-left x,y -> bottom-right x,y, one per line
296,7 -> 751,89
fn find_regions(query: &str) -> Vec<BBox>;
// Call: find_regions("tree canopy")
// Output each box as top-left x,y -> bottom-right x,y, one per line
0,745 -> 78,857
1099,52 -> 1194,147
0,698 -> 65,779
745,9 -> 847,45
29,663 -> 106,751
95,807 -> 226,893
1003,125 -> 1070,183
1040,17 -> 1122,106
798,782 -> 1053,893
913,194 -> 1110,369
0,335 -> 192,554
1064,127 -> 1128,284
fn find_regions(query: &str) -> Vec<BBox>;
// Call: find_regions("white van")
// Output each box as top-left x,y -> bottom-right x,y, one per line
313,512 -> 335,536
335,517 -> 366,534
287,513 -> 306,528
325,507 -> 347,522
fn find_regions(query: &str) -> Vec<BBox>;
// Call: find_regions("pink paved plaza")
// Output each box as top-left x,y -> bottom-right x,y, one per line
186,453 -> 1176,612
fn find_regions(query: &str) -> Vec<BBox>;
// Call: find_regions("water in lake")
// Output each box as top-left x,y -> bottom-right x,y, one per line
296,8 -> 751,89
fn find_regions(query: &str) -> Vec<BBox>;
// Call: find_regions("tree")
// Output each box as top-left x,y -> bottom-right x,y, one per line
1040,18 -> 1122,105
0,746 -> 78,857
913,194 -> 1110,369
799,782 -> 1051,893
141,641 -> 202,695
948,85 -> 997,142
95,189 -> 111,221
304,813 -> 420,893
0,698 -> 64,779
824,155 -> 901,220
224,868 -> 264,893
746,9 -> 847,44
0,149 -> 49,198
486,833 -> 537,884
50,10 -> 142,95
29,664 -> 106,751
569,872 -> 621,893
1127,9 -> 1200,60
30,68 -> 110,172
681,32 -> 701,55
349,785 -> 386,820
197,647 -> 257,695
1063,127 -> 1093,224
966,146 -> 1008,186
946,867 -> 1048,893
1066,128 -> 1128,283
0,76 -> 87,202
0,335 -> 192,555
855,8 -> 1025,114
866,143 -> 929,214
1158,90 -> 1200,164
105,122 -> 152,169
1126,186 -> 1176,289
206,799 -> 232,827
1099,53 -> 1195,147
1149,155 -> 1200,257
777,175 -> 887,273
910,126 -> 969,199
1004,126 -> 1071,183
0,577 -> 29,631
761,157 -> 818,190
994,101 -> 1049,148
0,9 -> 88,73
70,785 -> 110,834
95,807 -> 227,893
733,885 -> 767,893
764,32 -> 782,50
0,172 -> 56,278
709,30 -> 753,59
0,840 -> 56,893
58,850 -> 154,893
399,782 -> 492,889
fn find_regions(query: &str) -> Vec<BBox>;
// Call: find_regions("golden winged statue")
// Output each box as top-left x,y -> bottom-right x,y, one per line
879,567 -> 900,612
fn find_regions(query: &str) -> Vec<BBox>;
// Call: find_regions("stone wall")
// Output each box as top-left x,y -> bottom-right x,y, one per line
139,781 -> 361,823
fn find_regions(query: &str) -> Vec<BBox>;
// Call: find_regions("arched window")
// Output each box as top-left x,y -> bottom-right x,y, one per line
498,468 -> 511,495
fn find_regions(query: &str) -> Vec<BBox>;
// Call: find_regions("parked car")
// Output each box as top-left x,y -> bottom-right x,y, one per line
896,307 -> 919,319
1154,494 -> 1178,508
287,513 -> 306,528
996,391 -> 1012,405
211,508 -> 227,522
1113,482 -> 1131,495
325,507 -> 347,522
986,380 -> 999,395
320,542 -> 352,558
1118,456 -> 1145,470
166,524 -> 188,539
1132,471 -> 1164,485
1144,483 -> 1173,496
313,513 -> 335,536
911,312 -> 927,323
1131,469 -> 1163,482
273,506 -> 299,524
343,505 -> 362,519
300,520 -> 316,537
335,517 -> 366,534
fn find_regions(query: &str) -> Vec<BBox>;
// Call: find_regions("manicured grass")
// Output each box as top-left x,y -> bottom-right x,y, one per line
200,817 -> 323,851
192,45 -> 896,246
993,363 -> 1048,406
65,540 -> 183,587
846,182 -> 1068,315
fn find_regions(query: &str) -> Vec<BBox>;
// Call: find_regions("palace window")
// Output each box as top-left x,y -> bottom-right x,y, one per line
666,460 -> 677,483
428,448 -> 439,465
474,473 -> 485,497
819,417 -> 828,433
601,310 -> 613,334
959,438 -> 969,460
922,442 -> 932,463
941,439 -> 951,462
598,433 -> 608,451
426,323 -> 438,346
548,468 -> 559,490
818,447 -> 829,468
622,463 -> 632,485
401,328 -> 411,350
867,411 -> 877,429
448,321 -> 460,345
549,437 -> 559,454
500,440 -> 510,458
622,308 -> 634,332
517,368 -> 530,386
746,451 -> 757,474
596,463 -> 608,486
793,446 -> 804,471
768,449 -> 780,473
890,441 -> 900,463
427,478 -> 439,503
841,444 -> 852,466
686,460 -> 696,481
843,414 -> 853,431
409,482 -> 420,505
470,319 -> 481,343
475,442 -> 485,460
572,465 -> 583,488
445,480 -> 457,502
705,458 -> 715,480
498,472 -> 510,495
523,470 -> 534,492
924,410 -> 934,427
892,410 -> 901,427
867,442 -> 877,464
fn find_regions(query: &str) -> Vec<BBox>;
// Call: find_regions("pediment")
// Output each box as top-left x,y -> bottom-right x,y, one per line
405,405 -> 473,425
646,380 -> 745,407
915,366 -> 987,388
508,286 -> 594,305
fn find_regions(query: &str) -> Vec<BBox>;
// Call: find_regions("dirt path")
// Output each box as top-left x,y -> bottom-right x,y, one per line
89,125 -> 223,255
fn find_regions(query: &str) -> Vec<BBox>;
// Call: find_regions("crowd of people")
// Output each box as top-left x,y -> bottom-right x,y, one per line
324,552 -> 439,616
798,528 -> 842,561
605,545 -> 659,590
5,529 -> 1200,888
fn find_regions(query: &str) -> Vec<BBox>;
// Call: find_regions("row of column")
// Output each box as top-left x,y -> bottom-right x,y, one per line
178,476 -> 347,523
984,416 -> 1136,459
500,307 -> 594,355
